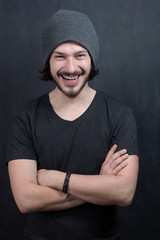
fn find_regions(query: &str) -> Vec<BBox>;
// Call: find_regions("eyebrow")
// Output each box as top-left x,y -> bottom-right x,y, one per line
52,50 -> 88,55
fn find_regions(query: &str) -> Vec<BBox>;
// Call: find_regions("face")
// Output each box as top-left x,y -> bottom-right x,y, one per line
49,42 -> 92,98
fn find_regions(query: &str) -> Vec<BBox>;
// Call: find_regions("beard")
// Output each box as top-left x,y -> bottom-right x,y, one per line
52,69 -> 90,98
56,79 -> 88,98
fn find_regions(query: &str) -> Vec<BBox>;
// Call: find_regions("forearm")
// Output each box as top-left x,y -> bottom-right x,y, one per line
39,155 -> 138,207
15,182 -> 85,213
45,172 -> 131,206
68,174 -> 130,206
8,160 -> 85,214
67,155 -> 139,206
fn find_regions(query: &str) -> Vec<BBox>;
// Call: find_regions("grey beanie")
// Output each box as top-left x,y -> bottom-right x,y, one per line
41,10 -> 99,68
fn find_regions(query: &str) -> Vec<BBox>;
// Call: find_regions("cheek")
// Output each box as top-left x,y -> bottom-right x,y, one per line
80,59 -> 91,71
85,59 -> 92,72
84,62 -> 92,75
50,63 -> 61,76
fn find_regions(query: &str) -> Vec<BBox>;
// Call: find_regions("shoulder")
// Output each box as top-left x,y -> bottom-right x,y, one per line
97,91 -> 133,117
9,94 -> 50,130
13,93 -> 49,120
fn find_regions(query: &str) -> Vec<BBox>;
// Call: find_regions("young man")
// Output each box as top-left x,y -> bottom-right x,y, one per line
7,10 -> 139,240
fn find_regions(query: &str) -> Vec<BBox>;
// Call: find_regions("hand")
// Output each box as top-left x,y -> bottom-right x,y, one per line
99,144 -> 129,175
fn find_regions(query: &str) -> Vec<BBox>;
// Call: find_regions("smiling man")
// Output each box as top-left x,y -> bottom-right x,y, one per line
50,42 -> 92,98
6,10 -> 139,240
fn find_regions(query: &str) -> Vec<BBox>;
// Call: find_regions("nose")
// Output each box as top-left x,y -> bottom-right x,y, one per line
64,57 -> 77,74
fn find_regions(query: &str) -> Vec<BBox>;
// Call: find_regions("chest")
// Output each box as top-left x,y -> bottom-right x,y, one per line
33,113 -> 111,174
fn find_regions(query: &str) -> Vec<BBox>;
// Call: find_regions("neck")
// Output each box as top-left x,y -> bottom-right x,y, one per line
50,83 -> 95,107
49,84 -> 96,121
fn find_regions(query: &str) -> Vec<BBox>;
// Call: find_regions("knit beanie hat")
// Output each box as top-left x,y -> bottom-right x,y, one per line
41,10 -> 99,68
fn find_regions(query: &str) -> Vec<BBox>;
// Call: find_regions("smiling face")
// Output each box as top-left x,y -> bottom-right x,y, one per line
49,42 -> 92,98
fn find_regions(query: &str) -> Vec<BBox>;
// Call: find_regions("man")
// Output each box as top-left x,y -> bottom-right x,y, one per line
7,10 -> 139,240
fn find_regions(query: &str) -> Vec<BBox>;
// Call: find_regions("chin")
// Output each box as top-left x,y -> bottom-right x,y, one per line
57,79 -> 88,98
60,88 -> 83,98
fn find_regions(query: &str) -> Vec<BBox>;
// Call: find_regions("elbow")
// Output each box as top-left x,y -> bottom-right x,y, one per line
16,199 -> 32,214
12,184 -> 39,214
19,204 -> 32,214
14,192 -> 35,213
18,206 -> 28,214
119,196 -> 133,207
118,190 -> 135,207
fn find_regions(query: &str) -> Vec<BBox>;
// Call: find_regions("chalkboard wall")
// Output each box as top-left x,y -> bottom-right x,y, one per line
1,0 -> 160,239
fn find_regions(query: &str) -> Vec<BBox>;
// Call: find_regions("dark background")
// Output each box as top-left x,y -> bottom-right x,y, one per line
1,0 -> 160,239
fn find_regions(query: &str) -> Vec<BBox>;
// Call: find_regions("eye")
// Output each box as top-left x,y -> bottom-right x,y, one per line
76,54 -> 86,59
55,55 -> 64,59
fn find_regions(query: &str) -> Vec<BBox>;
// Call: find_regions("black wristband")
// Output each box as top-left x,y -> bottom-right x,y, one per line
62,172 -> 71,193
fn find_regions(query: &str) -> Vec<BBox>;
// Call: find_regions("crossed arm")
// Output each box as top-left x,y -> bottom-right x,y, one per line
8,145 -> 139,213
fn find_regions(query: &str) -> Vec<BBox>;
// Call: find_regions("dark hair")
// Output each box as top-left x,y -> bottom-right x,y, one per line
38,60 -> 99,82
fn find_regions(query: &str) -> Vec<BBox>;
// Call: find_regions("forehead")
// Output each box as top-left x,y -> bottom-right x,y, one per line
53,42 -> 89,54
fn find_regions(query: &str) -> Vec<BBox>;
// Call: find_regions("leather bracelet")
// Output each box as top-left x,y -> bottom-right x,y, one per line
62,172 -> 71,193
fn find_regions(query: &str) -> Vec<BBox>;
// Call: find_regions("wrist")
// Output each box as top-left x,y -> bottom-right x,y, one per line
50,170 -> 66,190
37,169 -> 53,186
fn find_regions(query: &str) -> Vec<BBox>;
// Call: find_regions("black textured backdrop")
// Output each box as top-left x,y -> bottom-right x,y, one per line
1,0 -> 160,239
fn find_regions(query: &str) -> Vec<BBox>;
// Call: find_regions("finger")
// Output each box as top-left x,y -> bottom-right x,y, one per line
113,160 -> 128,175
111,153 -> 129,169
105,147 -> 127,166
105,144 -> 117,161
112,149 -> 127,160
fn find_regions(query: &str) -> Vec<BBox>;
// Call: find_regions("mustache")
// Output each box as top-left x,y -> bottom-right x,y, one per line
57,69 -> 85,77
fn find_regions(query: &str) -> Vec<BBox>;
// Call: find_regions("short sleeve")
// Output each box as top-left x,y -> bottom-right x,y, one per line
110,107 -> 139,156
6,112 -> 37,164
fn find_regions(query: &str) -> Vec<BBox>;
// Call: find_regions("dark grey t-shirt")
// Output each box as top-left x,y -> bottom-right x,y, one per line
6,91 -> 138,240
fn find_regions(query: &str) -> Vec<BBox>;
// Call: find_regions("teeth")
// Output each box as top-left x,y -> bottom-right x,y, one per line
62,75 -> 79,80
